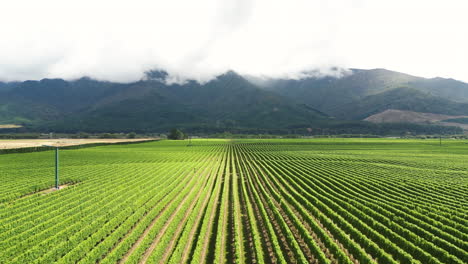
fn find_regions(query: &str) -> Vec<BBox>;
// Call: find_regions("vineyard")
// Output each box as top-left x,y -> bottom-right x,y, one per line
0,139 -> 466,263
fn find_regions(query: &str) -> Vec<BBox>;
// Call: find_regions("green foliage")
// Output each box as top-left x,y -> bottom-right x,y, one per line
99,133 -> 118,139
127,132 -> 137,139
0,133 -> 40,139
0,139 -> 467,263
78,132 -> 90,138
167,128 -> 186,140
443,118 -> 468,124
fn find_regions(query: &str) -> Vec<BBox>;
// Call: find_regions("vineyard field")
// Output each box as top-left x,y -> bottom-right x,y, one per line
0,138 -> 467,264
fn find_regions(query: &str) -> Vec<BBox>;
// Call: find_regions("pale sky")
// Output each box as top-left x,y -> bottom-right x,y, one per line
0,0 -> 467,83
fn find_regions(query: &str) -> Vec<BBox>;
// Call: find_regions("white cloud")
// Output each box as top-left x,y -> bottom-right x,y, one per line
0,0 -> 467,82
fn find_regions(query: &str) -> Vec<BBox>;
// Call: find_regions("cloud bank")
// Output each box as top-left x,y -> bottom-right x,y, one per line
0,0 -> 467,82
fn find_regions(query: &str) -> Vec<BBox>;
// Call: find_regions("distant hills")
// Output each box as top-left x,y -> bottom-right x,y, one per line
1,68 -> 468,135
255,68 -> 468,117
0,71 -> 328,133
330,88 -> 468,120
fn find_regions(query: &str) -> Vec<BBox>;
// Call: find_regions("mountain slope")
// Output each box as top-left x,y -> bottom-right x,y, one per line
1,68 -> 467,134
0,78 -> 125,125
410,77 -> 468,102
365,109 -> 468,124
329,88 -> 468,120
365,109 -> 468,131
21,71 -> 329,132
257,68 -> 468,118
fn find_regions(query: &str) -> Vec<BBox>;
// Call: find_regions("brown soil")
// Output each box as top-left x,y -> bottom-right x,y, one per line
246,169 -> 298,264
157,174 -> 212,264
16,184 -> 75,201
0,138 -> 156,149
242,162 -> 284,263
259,161 -> 363,263
197,173 -> 225,264
246,178 -> 275,263
0,124 -> 22,129
365,109 -> 468,132
118,171 -> 199,264
41,184 -> 71,194
253,168 -> 318,263
158,165 -> 216,263
262,162 -> 370,263
139,176 -> 205,264
365,109 -> 468,123
99,174 -> 189,263
215,172 -> 230,264
238,173 -> 257,263
179,169 -> 219,263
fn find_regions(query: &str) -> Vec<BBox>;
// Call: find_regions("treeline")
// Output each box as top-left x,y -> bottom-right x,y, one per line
443,118 -> 468,124
7,120 -> 464,137
322,122 -> 463,136
204,122 -> 463,137
0,133 -> 41,139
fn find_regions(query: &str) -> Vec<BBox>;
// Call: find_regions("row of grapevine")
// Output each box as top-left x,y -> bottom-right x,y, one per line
0,138 -> 466,263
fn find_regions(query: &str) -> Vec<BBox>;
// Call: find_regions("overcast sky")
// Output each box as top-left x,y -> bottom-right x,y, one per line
1,0 -> 467,83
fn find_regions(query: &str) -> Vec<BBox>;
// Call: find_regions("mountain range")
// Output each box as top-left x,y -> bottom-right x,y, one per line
1,68 -> 467,135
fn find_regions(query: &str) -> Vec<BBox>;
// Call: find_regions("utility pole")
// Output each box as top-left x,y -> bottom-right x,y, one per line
43,145 -> 60,189
55,147 -> 59,189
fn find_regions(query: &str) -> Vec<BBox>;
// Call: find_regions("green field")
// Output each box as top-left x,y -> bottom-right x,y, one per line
0,139 -> 467,263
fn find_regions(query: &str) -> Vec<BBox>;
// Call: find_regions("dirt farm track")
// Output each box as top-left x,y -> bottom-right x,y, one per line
0,138 -> 156,149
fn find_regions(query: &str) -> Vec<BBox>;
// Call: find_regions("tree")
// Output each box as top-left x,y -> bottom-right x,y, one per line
100,133 -> 117,139
78,132 -> 90,138
127,132 -> 137,139
167,128 -> 185,140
